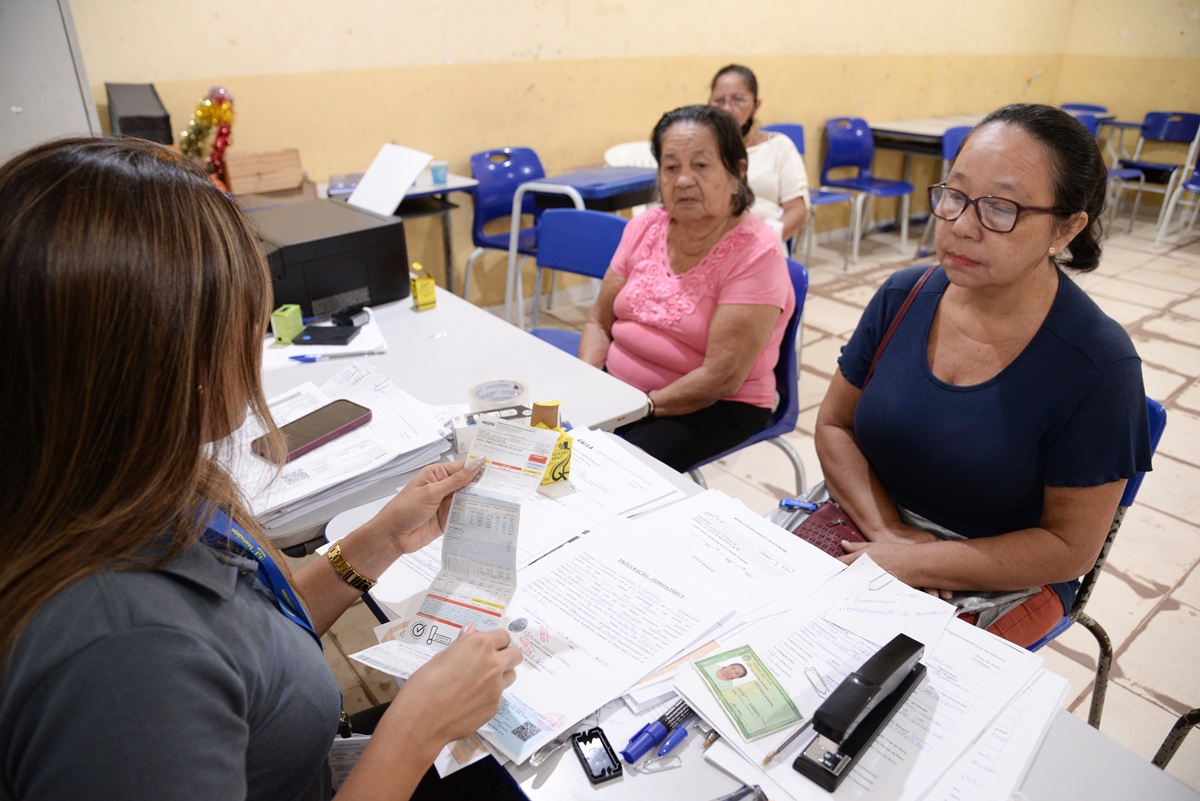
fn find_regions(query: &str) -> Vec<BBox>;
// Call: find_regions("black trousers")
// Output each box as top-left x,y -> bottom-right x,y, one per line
345,705 -> 528,800
614,399 -> 772,472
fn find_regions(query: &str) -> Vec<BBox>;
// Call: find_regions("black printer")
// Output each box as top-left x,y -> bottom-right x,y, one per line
249,199 -> 410,317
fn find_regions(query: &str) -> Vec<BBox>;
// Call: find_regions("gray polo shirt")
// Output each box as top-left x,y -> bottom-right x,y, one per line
1,539 -> 339,801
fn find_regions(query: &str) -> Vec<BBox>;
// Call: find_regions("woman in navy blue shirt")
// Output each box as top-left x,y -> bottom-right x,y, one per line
815,104 -> 1152,647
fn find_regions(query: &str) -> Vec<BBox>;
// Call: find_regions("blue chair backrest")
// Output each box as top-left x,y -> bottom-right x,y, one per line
822,117 -> 877,183
762,123 -> 806,156
772,258 -> 810,431
468,147 -> 546,240
942,125 -> 972,162
1141,112 -> 1200,144
1061,103 -> 1109,115
535,209 -> 628,280
1122,397 -> 1168,508
1075,113 -> 1100,138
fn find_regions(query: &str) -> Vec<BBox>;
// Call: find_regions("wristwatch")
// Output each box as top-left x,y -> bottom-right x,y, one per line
326,541 -> 376,592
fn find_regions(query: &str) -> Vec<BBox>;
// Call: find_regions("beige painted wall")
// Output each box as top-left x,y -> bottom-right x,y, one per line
67,0 -> 1200,302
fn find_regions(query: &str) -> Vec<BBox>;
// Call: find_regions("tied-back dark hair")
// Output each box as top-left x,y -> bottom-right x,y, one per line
0,137 -> 284,659
964,103 -> 1107,272
650,105 -> 755,216
710,64 -> 759,136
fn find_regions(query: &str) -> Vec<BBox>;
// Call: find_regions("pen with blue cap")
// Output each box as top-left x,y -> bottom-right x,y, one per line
289,349 -> 385,363
620,699 -> 692,763
655,712 -> 696,758
779,497 -> 819,512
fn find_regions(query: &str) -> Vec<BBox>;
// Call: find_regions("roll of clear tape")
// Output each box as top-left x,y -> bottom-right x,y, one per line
468,380 -> 530,412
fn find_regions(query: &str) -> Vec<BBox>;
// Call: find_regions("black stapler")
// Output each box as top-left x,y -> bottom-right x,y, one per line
793,633 -> 926,791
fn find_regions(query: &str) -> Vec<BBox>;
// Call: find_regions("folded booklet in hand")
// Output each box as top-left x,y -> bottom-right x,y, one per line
790,502 -> 866,557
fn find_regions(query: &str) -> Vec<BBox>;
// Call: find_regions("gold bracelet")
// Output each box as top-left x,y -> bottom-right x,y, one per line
326,541 -> 377,592
645,392 -> 656,418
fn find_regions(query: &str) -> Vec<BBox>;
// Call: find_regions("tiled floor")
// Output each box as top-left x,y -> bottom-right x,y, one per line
306,212 -> 1200,791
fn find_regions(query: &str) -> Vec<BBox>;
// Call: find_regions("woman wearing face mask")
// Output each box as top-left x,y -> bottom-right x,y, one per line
709,64 -> 809,245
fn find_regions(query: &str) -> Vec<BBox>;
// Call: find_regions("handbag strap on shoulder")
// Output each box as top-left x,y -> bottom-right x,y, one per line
862,265 -> 939,392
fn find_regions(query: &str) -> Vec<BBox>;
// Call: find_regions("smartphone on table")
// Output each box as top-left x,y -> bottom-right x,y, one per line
251,399 -> 372,464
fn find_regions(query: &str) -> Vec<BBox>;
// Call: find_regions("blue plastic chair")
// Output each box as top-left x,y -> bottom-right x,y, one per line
821,118 -> 915,264
686,258 -> 809,495
462,147 -> 546,303
762,123 -> 854,270
914,125 -> 972,258
1076,114 -> 1146,234
527,209 -> 628,348
1026,397 -> 1167,730
1118,112 -> 1200,227
1155,164 -> 1200,247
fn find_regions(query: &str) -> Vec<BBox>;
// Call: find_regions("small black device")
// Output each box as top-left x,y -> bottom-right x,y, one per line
293,325 -> 360,346
331,304 -> 370,327
251,399 -> 372,463
793,633 -> 926,792
571,727 -> 622,785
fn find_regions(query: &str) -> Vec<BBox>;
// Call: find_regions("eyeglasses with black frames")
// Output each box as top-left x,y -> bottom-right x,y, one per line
709,94 -> 754,108
927,184 -> 1073,234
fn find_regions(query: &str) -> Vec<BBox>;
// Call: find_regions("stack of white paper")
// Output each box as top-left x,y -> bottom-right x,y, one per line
675,556 -> 1046,801
225,362 -> 448,527
324,428 -> 689,612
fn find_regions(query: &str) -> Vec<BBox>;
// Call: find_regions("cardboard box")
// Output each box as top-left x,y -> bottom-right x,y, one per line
227,148 -> 305,194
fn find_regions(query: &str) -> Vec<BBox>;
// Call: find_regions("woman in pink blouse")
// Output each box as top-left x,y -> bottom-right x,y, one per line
579,105 -> 795,471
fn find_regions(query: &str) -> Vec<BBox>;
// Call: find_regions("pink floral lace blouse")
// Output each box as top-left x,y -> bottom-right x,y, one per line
606,208 -> 794,408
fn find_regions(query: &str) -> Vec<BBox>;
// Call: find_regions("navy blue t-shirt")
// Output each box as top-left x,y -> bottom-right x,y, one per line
839,266 -> 1152,610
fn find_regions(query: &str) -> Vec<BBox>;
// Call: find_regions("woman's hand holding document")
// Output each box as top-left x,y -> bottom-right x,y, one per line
352,509 -> 732,766
392,417 -> 561,652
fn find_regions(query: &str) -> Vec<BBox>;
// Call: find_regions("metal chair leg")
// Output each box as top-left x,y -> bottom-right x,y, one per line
530,266 -> 544,329
1078,613 -> 1113,728
462,247 -> 485,301
765,437 -> 806,497
850,194 -> 867,265
1152,708 -> 1200,768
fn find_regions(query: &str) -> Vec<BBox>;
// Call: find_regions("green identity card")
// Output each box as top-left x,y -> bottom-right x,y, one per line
694,645 -> 804,741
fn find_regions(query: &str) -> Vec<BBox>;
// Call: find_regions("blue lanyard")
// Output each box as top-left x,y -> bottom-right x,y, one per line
200,507 -> 322,651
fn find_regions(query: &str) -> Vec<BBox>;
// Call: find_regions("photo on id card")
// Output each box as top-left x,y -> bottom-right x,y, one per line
694,644 -> 804,740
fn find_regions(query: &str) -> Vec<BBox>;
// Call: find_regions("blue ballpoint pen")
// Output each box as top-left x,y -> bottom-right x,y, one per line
289,350 -> 385,363
779,497 -> 820,512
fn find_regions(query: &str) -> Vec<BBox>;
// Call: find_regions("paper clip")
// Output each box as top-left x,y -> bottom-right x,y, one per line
640,753 -> 683,772
869,571 -> 896,591
805,666 -> 829,695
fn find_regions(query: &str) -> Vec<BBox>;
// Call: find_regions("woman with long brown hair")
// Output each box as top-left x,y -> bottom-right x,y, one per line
0,137 -> 521,800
